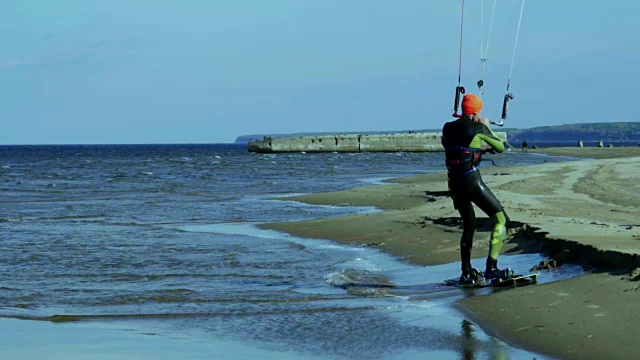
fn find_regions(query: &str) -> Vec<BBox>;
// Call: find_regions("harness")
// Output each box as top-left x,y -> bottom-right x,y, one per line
445,146 -> 482,178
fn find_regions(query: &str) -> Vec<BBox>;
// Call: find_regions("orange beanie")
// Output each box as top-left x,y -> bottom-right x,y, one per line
462,94 -> 483,115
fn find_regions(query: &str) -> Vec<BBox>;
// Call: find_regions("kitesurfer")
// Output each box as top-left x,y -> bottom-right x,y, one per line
442,94 -> 511,284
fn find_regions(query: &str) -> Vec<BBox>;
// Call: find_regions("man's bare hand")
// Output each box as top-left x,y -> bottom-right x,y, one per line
472,114 -> 489,125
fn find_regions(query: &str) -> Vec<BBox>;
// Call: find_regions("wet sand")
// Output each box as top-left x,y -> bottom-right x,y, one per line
261,147 -> 640,360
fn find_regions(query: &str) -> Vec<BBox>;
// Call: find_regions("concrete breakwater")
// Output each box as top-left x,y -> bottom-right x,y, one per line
248,132 -> 508,153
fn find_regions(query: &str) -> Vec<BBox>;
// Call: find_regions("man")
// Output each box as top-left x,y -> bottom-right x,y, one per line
442,94 -> 511,284
522,140 -> 528,152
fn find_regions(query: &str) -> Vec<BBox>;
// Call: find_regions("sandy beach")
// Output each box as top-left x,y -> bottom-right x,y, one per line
261,147 -> 640,360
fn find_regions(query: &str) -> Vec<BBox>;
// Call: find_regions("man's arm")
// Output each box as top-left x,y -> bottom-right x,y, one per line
468,122 -> 505,153
468,115 -> 505,153
478,125 -> 505,153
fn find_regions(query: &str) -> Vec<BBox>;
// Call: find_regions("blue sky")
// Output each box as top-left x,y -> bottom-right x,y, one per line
1,1 -> 638,144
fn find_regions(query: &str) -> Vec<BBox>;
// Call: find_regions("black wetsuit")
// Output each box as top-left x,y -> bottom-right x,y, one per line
442,115 -> 506,269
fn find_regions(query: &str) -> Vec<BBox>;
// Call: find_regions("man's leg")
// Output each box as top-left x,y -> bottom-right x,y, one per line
469,179 -> 512,279
457,199 -> 476,279
485,211 -> 515,278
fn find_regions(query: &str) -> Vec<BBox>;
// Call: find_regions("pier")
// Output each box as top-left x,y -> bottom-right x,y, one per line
248,132 -> 508,153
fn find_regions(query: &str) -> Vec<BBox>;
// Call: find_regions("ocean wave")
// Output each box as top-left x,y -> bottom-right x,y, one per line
33,214 -> 108,221
324,269 -> 395,298
0,305 -> 376,323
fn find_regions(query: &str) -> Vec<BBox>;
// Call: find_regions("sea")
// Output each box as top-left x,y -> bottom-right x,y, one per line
0,143 -> 591,359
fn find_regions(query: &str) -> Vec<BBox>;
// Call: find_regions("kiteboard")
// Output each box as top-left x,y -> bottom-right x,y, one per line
444,272 -> 539,289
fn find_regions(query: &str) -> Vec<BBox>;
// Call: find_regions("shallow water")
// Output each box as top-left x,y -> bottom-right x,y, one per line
0,144 -> 583,359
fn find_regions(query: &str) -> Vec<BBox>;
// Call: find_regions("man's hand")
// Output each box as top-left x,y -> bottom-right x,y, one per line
472,114 -> 489,125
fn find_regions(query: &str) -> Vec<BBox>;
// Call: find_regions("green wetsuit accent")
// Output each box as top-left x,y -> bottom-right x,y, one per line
469,130 -> 505,153
489,211 -> 507,260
